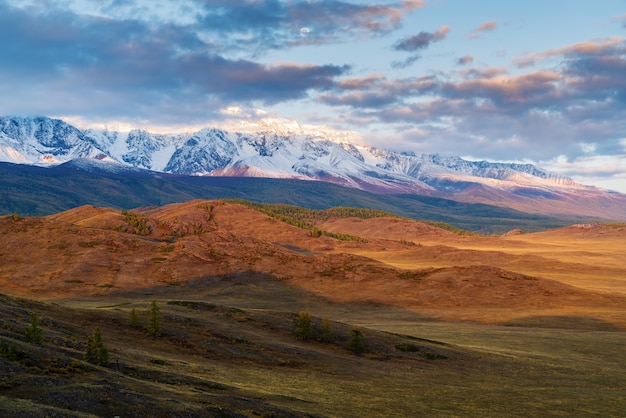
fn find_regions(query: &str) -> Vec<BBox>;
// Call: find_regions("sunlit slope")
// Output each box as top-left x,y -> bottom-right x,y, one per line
1,200 -> 625,326
318,217 -> 626,296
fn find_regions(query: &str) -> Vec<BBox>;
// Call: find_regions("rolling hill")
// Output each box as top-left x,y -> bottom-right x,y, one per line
2,200 -> 624,325
2,200 -> 626,416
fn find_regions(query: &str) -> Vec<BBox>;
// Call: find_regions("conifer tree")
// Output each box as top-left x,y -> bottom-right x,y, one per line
147,300 -> 163,337
295,311 -> 313,341
24,312 -> 43,345
85,327 -> 109,366
348,329 -> 364,355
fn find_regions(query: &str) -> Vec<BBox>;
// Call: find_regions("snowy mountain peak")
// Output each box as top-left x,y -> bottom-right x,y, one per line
1,115 -> 619,220
0,116 -> 107,164
234,117 -> 360,145
237,118 -> 304,136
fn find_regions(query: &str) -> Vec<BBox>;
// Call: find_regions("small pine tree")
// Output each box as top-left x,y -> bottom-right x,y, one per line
295,311 -> 313,341
348,329 -> 364,355
147,301 -> 163,337
85,327 -> 109,366
24,312 -> 43,345
129,308 -> 140,327
11,211 -> 19,221
319,316 -> 334,342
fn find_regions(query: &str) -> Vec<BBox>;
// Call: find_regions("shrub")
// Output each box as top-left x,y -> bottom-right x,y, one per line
167,301 -> 216,311
425,353 -> 447,360
0,342 -> 24,362
395,342 -> 420,352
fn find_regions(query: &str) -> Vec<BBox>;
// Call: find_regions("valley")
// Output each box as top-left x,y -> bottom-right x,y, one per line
1,200 -> 626,416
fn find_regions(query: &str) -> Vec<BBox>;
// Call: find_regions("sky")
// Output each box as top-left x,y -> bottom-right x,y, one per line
1,1 -> 625,192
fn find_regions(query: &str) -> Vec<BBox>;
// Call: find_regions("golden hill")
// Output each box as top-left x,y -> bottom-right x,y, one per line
1,200 -> 625,327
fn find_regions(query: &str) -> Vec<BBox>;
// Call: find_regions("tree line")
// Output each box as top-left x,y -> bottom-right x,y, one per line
7,301 -> 165,369
295,311 -> 364,355
224,200 -> 370,242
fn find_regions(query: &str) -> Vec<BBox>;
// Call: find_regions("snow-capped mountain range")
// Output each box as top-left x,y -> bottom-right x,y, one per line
1,116 -> 625,219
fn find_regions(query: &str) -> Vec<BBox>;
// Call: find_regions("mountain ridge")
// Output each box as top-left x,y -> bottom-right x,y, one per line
0,116 -> 580,187
1,116 -> 625,220
0,159 -> 586,233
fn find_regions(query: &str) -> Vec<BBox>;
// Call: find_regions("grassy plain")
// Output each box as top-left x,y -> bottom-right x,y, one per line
320,217 -> 626,297
4,283 -> 626,417
1,201 -> 626,416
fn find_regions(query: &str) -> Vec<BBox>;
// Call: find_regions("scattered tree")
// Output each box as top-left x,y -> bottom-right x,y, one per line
348,329 -> 364,355
11,211 -> 19,221
147,301 -> 163,337
319,316 -> 334,342
24,312 -> 43,345
129,308 -> 140,327
85,327 -> 109,366
295,311 -> 313,341
121,210 -> 151,236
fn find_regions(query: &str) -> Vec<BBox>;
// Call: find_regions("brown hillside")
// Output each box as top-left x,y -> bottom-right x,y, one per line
46,204 -> 120,227
318,216 -> 458,243
1,200 -> 626,326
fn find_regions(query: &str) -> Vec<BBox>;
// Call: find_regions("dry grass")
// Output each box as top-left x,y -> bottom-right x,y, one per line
2,201 -> 626,416
321,218 -> 626,296
3,281 -> 626,417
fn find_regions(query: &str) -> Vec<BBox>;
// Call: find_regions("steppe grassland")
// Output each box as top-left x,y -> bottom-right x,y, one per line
3,205 -> 626,416
335,223 -> 626,294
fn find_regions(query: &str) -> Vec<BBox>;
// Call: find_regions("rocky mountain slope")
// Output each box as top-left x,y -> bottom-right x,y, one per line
1,116 -> 625,219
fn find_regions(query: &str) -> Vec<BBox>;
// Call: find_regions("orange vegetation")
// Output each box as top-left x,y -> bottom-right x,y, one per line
1,200 -> 625,327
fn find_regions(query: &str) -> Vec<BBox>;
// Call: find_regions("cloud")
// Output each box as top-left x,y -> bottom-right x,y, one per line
401,0 -> 425,12
441,71 -> 563,108
178,56 -> 348,102
4,0 -> 423,58
457,55 -> 474,65
391,55 -> 421,69
191,0 -> 424,53
470,20 -> 497,38
511,37 -> 626,107
318,75 -> 437,108
458,67 -> 509,79
541,154 -> 626,192
612,13 -> 626,28
0,1 -> 350,125
513,37 -> 623,68
318,37 -> 626,165
393,25 -> 450,51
